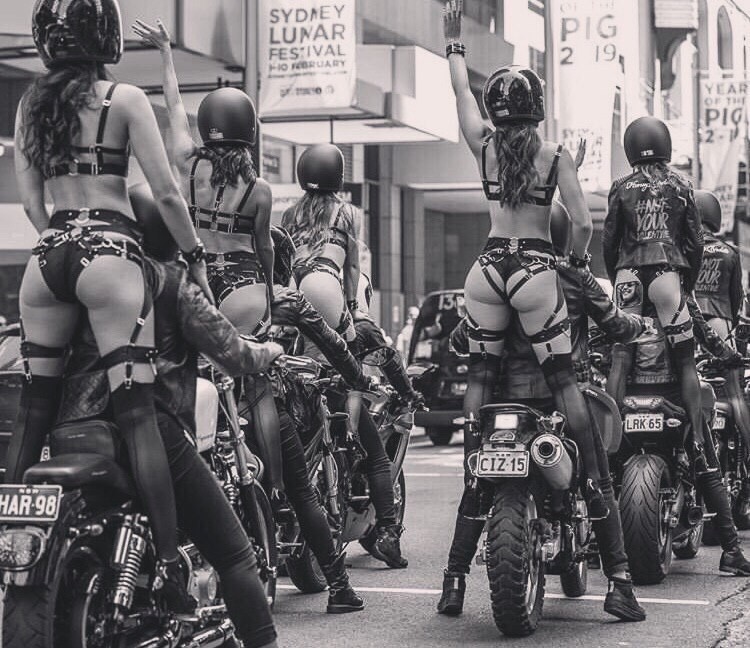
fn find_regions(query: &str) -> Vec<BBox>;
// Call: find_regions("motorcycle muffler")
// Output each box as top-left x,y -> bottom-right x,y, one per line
530,434 -> 574,491
135,619 -> 234,648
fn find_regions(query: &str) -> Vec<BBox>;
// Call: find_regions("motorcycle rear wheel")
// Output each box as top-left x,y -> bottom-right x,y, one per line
486,481 -> 544,637
620,454 -> 673,585
240,481 -> 278,608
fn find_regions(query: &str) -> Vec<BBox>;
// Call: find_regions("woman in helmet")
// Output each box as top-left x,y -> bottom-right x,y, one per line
133,19 -> 273,336
10,0 -> 208,610
282,143 -> 362,340
603,116 -> 704,450
442,1 -> 606,515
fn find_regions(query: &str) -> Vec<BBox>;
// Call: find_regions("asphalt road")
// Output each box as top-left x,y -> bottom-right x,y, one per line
273,429 -> 750,648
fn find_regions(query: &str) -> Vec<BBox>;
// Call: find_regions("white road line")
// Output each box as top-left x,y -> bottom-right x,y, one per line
276,584 -> 709,605
403,472 -> 461,477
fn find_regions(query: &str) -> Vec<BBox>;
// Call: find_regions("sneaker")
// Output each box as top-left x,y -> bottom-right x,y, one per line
719,545 -> 750,576
370,524 -> 408,569
321,553 -> 365,614
437,570 -> 466,616
603,578 -> 646,622
585,479 -> 610,521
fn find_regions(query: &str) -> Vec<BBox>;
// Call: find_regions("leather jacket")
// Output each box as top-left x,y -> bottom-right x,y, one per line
450,262 -> 645,398
270,287 -> 369,391
694,232 -> 743,326
602,170 -> 704,289
58,260 -> 279,434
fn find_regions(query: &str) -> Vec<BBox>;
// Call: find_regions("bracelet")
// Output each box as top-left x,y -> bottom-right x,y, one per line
347,299 -> 359,312
182,241 -> 206,265
445,42 -> 466,57
568,251 -> 591,268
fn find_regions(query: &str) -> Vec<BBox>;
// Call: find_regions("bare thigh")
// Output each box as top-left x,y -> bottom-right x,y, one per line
298,272 -> 346,331
463,259 -> 511,356
647,272 -> 689,328
19,260 -> 79,377
76,256 -> 156,389
219,283 -> 270,335
706,317 -> 733,346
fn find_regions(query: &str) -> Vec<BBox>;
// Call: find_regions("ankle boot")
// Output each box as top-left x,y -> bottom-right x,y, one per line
320,553 -> 365,613
371,524 -> 408,569
720,545 -> 750,576
155,558 -> 197,614
437,569 -> 466,616
603,575 -> 646,622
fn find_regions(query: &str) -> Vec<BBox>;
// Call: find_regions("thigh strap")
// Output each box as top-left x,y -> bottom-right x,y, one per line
18,319 -> 67,383
465,313 -> 506,359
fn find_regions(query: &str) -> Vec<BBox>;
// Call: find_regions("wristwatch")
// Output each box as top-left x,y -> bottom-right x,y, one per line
182,241 -> 206,265
445,42 -> 467,57
568,251 -> 592,268
347,299 -> 359,313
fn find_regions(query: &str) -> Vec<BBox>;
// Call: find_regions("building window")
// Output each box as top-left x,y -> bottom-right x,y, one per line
528,0 -> 545,17
718,6 -> 734,70
529,47 -> 545,81
364,145 -> 380,289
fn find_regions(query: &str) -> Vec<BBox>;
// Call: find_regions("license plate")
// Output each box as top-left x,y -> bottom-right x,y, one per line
0,485 -> 62,523
450,382 -> 467,396
624,412 -> 664,432
476,450 -> 529,477
713,415 -> 726,430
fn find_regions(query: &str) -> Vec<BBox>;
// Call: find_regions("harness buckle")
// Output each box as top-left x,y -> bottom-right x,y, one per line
210,221 -> 219,232
68,160 -> 79,177
75,208 -> 91,225
80,256 -> 91,268
508,237 -> 519,253
102,99 -> 112,107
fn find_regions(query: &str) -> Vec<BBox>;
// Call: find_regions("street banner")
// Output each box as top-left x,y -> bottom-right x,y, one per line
700,75 -> 748,234
258,0 -> 357,118
550,0 -> 621,192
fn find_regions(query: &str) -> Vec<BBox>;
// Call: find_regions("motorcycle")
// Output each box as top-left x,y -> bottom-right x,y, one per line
0,334 -> 276,647
466,403 -> 591,637
698,355 -> 750,544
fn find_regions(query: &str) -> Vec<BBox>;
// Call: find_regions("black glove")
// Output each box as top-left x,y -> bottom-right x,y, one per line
720,350 -> 745,370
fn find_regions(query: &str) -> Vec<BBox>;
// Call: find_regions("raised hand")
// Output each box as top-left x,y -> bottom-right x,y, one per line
443,0 -> 463,43
132,18 -> 171,51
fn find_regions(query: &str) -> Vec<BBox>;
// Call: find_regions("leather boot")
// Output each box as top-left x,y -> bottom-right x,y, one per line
371,524 -> 408,569
603,575 -> 646,622
437,569 -> 466,616
155,558 -> 197,614
320,553 -> 365,613
719,545 -> 750,576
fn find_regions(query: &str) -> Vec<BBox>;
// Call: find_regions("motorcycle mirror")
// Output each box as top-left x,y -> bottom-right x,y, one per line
361,345 -> 396,367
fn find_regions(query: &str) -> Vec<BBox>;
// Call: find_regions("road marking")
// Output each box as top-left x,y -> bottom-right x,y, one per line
276,584 -> 709,605
403,472 -> 462,477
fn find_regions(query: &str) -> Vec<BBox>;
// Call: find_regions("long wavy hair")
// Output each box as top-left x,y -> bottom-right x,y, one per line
286,191 -> 348,262
636,161 -> 691,198
19,62 -> 108,171
193,145 -> 256,189
491,123 -> 543,209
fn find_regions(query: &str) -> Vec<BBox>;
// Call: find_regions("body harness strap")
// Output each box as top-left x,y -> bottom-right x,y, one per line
477,240 -> 556,303
48,83 -> 129,178
18,319 -> 66,383
188,158 -> 256,234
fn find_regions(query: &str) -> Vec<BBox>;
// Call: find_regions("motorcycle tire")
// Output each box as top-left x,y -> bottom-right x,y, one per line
286,544 -> 327,594
426,426 -> 454,446
486,481 -> 545,637
702,519 -> 721,546
733,498 -> 750,531
240,481 -> 278,608
620,454 -> 673,585
394,471 -> 407,525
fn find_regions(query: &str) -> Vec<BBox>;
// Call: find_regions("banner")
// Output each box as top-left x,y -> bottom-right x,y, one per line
700,76 -> 748,234
551,0 -> 621,192
259,0 -> 357,118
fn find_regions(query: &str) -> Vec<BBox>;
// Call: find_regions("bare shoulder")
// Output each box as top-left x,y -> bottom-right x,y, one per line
111,83 -> 151,113
251,176 -> 273,210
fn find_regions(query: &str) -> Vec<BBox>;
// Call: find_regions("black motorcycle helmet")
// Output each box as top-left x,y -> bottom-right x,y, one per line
482,66 -> 545,127
297,144 -> 344,192
32,0 -> 123,68
197,87 -> 257,148
624,116 -> 672,166
549,200 -> 571,256
128,183 -> 178,262
695,190 -> 722,233
271,226 -> 296,286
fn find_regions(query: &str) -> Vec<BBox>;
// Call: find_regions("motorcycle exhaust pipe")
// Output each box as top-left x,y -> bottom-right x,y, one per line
530,435 -> 574,491
135,619 -> 234,648
687,506 -> 704,527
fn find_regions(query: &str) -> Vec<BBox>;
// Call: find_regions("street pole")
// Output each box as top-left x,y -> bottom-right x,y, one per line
245,0 -> 261,170
692,32 -> 701,186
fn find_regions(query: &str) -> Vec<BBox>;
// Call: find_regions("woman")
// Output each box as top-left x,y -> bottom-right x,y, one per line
9,0 -> 208,610
603,116 -> 704,454
442,1 -> 606,516
133,19 -> 284,495
132,19 -> 273,336
282,143 -> 362,340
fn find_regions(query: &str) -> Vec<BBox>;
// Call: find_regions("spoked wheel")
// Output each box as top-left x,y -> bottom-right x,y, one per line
620,454 -> 673,584
240,481 -> 278,608
486,482 -> 545,637
560,497 -> 589,598
393,471 -> 407,525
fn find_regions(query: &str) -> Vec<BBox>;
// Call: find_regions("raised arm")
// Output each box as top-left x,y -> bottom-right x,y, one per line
602,183 -> 623,282
343,206 -> 362,308
14,102 -> 49,233
132,19 -> 197,172
120,83 -> 212,301
253,179 -> 275,306
556,148 -> 593,257
444,0 -> 489,156
682,188 -> 704,292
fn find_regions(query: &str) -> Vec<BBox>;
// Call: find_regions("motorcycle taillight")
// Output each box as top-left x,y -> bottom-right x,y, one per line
0,527 -> 46,571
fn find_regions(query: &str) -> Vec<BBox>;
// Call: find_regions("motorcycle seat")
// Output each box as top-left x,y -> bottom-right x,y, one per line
715,401 -> 733,417
23,453 -> 135,497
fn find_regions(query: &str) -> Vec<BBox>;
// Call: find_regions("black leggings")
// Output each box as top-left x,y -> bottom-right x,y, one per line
158,413 -> 277,648
327,391 -> 397,527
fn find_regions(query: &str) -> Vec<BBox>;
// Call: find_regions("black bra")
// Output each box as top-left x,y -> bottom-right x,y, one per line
292,204 -> 349,251
46,83 -> 130,179
188,157 -> 256,235
481,135 -> 563,206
